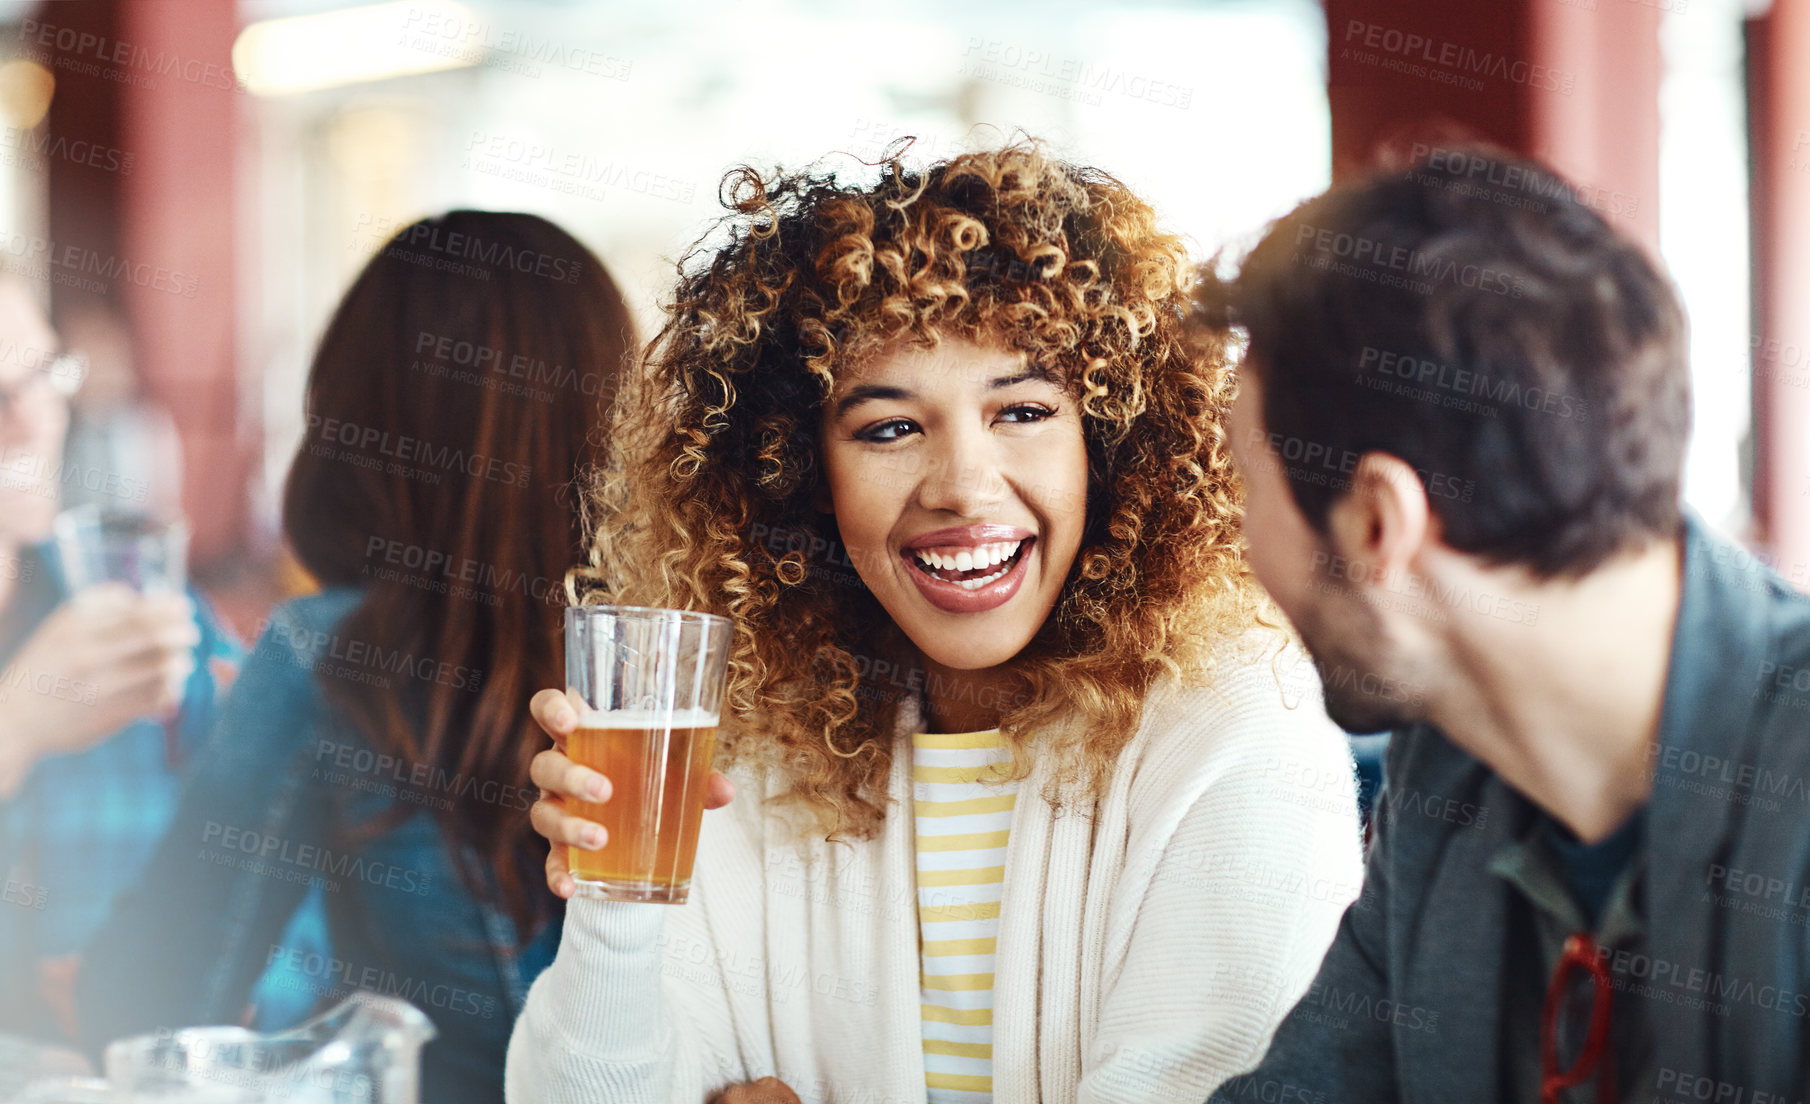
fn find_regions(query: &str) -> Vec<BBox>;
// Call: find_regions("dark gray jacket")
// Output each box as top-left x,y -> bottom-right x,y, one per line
1213,515 -> 1810,1102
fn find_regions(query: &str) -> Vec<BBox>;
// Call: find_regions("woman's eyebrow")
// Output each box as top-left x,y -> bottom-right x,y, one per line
833,367 -> 1059,417
833,383 -> 912,418
990,369 -> 1058,388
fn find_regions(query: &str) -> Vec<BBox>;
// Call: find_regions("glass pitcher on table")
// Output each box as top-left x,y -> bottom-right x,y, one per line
16,994 -> 435,1103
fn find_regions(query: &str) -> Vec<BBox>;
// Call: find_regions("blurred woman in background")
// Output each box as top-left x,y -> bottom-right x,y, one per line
72,211 -> 634,1104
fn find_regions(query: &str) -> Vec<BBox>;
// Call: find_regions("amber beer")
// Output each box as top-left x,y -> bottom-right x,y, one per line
565,604 -> 732,904
566,709 -> 719,898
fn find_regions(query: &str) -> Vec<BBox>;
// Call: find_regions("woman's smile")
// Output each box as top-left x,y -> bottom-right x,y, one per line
899,524 -> 1038,613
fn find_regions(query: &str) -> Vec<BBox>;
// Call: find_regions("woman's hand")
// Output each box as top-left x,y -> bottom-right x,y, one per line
526,688 -> 735,899
708,1077 -> 802,1103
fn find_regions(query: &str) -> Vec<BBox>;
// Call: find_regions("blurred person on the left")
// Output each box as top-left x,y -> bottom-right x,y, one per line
0,278 -> 238,1040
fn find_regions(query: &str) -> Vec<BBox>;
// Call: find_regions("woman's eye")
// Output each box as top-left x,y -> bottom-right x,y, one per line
855,418 -> 918,442
998,404 -> 1056,424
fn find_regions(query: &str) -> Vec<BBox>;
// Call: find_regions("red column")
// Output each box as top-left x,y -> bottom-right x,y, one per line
40,2 -> 126,309
1527,0 -> 1662,255
1326,0 -> 1534,177
115,0 -> 246,566
40,0 -> 247,567
1747,1 -> 1810,579
1325,0 -> 1660,254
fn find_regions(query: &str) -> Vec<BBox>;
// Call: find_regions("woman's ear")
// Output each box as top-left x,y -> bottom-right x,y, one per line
813,479 -> 834,516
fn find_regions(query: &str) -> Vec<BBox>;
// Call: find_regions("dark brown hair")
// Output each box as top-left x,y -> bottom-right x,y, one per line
284,210 -> 633,933
582,141 -> 1264,838
1194,146 -> 1689,577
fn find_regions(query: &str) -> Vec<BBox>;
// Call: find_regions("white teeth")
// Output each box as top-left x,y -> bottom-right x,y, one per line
910,539 -> 1025,578
955,564 -> 1010,589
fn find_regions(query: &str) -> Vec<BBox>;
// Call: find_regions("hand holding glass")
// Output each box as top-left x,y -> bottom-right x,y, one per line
561,606 -> 732,904
51,505 -> 188,594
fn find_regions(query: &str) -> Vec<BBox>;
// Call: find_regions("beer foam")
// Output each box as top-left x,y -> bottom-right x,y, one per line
575,707 -> 719,729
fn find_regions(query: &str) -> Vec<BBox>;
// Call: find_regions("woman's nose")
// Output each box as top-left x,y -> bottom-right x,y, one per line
914,428 -> 1005,516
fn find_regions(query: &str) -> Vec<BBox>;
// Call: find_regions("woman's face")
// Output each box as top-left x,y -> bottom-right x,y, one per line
818,336 -> 1089,671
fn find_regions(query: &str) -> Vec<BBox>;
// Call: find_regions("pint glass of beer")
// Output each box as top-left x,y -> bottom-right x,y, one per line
563,606 -> 732,904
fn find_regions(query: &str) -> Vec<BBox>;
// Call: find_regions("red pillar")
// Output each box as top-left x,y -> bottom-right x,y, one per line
116,0 -> 246,567
1747,1 -> 1810,580
38,0 -> 125,367
1325,0 -> 1661,255
39,0 -> 247,567
1527,0 -> 1662,256
1326,0 -> 1534,177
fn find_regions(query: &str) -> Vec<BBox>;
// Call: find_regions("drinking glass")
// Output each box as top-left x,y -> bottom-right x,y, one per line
563,605 -> 732,904
51,505 -> 187,594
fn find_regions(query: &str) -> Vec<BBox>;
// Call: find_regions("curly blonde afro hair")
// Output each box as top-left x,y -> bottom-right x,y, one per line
576,139 -> 1271,837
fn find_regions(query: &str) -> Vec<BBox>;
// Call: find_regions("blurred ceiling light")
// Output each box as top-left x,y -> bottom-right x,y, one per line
0,60 -> 54,129
233,0 -> 483,97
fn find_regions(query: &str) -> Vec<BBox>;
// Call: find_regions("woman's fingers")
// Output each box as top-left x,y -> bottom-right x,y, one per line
529,688 -> 578,750
705,771 -> 736,810
531,767 -> 728,900
544,839 -> 575,900
528,747 -> 610,802
528,793 -> 607,851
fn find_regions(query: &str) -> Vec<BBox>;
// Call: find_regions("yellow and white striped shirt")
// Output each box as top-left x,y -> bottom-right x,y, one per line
913,728 -> 1018,1103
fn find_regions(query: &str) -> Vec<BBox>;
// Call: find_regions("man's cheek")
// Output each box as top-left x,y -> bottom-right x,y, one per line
1244,491 -> 1282,553
1241,511 -> 1287,592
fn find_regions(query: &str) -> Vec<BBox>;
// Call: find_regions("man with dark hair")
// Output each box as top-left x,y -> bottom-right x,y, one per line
1201,149 -> 1810,1099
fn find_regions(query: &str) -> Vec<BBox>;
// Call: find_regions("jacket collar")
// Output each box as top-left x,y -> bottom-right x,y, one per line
1647,510 -> 1774,900
1643,512 -> 1777,1054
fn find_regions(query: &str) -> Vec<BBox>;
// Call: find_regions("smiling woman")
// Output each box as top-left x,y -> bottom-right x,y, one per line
573,143 -> 1268,823
820,338 -> 1088,729
512,141 -> 1364,1104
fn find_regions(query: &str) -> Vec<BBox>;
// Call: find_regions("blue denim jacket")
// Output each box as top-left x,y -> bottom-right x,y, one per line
75,586 -> 562,1104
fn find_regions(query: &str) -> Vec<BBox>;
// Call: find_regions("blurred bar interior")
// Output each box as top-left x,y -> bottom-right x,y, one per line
0,0 -> 1804,634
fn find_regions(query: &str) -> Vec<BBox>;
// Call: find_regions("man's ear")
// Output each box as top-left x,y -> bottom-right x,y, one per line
1325,451 -> 1431,579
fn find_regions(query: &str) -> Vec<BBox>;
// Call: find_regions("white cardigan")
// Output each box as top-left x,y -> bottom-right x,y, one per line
505,637 -> 1364,1103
